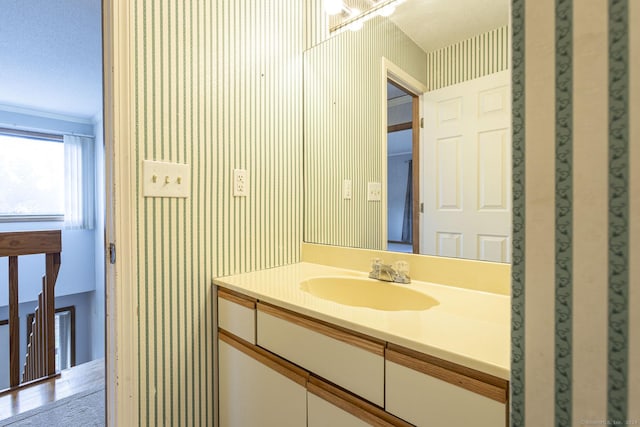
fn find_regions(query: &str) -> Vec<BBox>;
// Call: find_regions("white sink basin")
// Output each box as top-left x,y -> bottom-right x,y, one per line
299,276 -> 438,311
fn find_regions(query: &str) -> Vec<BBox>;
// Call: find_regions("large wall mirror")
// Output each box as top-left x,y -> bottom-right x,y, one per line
303,0 -> 511,263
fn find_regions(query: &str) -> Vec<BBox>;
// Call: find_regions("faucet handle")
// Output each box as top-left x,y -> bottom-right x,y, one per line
393,260 -> 410,283
369,258 -> 383,279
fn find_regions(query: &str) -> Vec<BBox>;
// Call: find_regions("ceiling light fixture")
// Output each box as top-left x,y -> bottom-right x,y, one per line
330,0 -> 404,33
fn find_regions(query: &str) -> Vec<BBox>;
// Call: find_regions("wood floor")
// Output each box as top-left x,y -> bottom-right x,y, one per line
0,358 -> 104,422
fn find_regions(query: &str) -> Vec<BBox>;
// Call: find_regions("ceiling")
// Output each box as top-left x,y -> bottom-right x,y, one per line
0,0 -> 103,119
391,0 -> 509,53
335,0 -> 508,53
0,0 -> 506,120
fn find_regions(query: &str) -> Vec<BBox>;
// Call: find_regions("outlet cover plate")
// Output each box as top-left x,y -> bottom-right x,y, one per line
233,168 -> 248,197
343,179 -> 352,200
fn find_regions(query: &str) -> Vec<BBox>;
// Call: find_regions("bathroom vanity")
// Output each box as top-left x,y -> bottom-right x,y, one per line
213,262 -> 510,427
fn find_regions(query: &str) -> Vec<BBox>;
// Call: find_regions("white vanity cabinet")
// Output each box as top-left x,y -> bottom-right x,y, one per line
385,345 -> 508,427
256,302 -> 386,406
218,331 -> 308,427
215,285 -> 509,427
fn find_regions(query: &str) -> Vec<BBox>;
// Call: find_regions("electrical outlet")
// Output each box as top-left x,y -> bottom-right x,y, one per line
367,182 -> 382,201
343,179 -> 352,200
143,160 -> 190,198
233,169 -> 248,197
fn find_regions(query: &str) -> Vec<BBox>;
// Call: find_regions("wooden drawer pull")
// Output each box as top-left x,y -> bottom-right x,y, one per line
218,288 -> 256,309
219,330 -> 308,387
386,347 -> 508,403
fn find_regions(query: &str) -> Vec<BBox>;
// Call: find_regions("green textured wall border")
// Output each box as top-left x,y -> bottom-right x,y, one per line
608,0 -> 629,423
510,0 -> 526,425
554,0 -> 573,425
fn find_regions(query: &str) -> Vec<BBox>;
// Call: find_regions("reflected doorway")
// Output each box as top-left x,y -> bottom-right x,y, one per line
386,79 -> 420,254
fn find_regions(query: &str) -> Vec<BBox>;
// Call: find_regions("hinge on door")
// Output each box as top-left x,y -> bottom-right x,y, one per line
420,118 -> 424,128
109,243 -> 116,264
420,202 -> 424,213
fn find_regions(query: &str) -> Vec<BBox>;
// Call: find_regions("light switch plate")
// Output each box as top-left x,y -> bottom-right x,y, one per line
143,160 -> 190,198
233,169 -> 248,197
367,182 -> 382,201
342,179 -> 352,200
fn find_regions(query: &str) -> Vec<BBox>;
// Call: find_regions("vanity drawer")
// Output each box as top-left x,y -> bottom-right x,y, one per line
307,376 -> 412,427
217,288 -> 257,344
256,302 -> 385,406
385,345 -> 508,427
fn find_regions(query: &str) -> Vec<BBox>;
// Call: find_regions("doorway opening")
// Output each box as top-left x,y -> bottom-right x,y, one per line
0,0 -> 106,423
386,79 -> 420,254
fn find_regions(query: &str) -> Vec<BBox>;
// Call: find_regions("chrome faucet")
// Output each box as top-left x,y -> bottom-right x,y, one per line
368,258 -> 411,284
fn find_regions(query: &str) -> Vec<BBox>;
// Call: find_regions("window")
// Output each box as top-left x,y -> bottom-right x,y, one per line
26,306 -> 76,371
0,130 -> 95,228
0,132 -> 64,219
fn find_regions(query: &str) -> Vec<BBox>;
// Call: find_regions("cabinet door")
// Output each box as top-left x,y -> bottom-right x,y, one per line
308,393 -> 370,427
385,346 -> 508,427
218,332 -> 307,427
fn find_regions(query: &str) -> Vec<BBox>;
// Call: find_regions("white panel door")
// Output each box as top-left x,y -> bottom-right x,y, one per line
421,71 -> 511,262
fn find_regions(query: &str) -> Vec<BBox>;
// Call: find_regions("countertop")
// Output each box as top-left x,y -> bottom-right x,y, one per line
212,262 -> 510,380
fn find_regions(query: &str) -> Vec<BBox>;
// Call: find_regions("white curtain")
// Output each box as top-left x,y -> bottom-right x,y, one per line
64,135 -> 95,229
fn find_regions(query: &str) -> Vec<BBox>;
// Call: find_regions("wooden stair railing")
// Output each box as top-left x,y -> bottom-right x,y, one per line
0,230 -> 61,391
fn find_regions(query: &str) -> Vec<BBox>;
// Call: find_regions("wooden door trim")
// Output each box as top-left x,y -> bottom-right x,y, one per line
411,95 -> 420,254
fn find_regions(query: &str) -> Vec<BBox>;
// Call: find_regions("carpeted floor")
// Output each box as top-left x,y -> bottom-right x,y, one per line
0,386 -> 105,427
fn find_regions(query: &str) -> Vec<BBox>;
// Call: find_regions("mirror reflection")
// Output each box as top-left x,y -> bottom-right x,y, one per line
303,0 -> 511,263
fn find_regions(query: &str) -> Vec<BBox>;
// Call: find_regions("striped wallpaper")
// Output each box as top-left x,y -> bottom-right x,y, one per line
426,26 -> 510,91
303,15 -> 427,251
127,0 -> 303,425
511,0 -> 639,426
114,0 -> 640,425
304,0 -> 328,50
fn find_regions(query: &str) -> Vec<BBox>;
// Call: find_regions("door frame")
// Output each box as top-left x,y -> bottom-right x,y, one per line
381,58 -> 427,252
102,0 -> 139,425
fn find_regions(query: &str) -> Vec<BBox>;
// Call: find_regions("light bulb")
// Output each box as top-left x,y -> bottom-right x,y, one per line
377,4 -> 396,17
324,0 -> 343,15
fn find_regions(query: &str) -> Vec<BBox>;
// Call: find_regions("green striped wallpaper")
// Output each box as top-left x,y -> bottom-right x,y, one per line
511,0 -> 639,426
129,0 -> 303,425
303,15 -> 427,250
118,0 -> 640,425
426,26 -> 510,91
